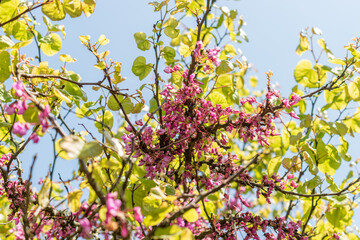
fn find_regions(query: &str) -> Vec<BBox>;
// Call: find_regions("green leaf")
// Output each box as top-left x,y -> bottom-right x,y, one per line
63,0 -> 82,18
0,36 -> 14,50
216,60 -> 234,75
11,20 -> 32,41
224,44 -> 237,56
326,204 -> 348,229
54,88 -> 71,103
154,225 -> 194,240
328,58 -> 346,65
82,0 -> 96,17
78,141 -> 103,159
165,27 -> 180,39
43,16 -> 65,36
149,97 -> 158,113
12,39 -> 33,49
121,97 -> 134,114
38,178 -> 51,207
95,110 -> 113,131
296,33 -> 309,56
23,106 -> 39,123
348,77 -> 360,101
165,185 -> 176,195
143,204 -> 172,227
134,32 -> 151,51
267,156 -> 282,176
39,33 -> 62,56
0,51 -> 11,82
108,94 -> 123,111
98,34 -> 110,46
0,87 -> 11,103
208,92 -> 228,107
79,35 -> 91,44
183,208 -> 199,222
0,0 -> 19,23
59,54 -> 77,63
178,44 -> 191,57
324,85 -> 348,110
163,46 -> 176,63
42,0 -> 66,21
294,60 -> 326,88
306,176 -> 322,190
58,135 -> 84,160
164,16 -> 179,38
318,144 -> 341,176
132,56 -> 153,80
68,189 -> 83,212
249,76 -> 258,88
142,195 -> 162,215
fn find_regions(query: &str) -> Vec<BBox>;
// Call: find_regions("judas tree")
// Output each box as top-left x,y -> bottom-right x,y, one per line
0,0 -> 359,239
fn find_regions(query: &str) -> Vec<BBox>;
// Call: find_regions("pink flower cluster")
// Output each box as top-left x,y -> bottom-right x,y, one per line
105,192 -> 128,238
205,45 -> 221,67
164,64 -> 180,74
4,81 -> 51,142
203,212 -> 306,240
282,93 -> 301,119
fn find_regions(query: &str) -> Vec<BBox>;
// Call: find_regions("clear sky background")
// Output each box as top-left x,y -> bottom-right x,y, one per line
19,0 -> 360,229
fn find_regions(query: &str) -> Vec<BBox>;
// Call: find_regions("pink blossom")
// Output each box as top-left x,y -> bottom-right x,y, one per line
282,99 -> 291,109
290,93 -> 301,105
79,218 -> 92,238
133,207 -> 143,222
5,101 -> 28,115
135,119 -> 143,126
121,222 -> 128,238
164,66 -> 173,74
157,128 -> 165,135
289,111 -> 299,119
12,122 -> 30,136
13,81 -> 26,97
0,153 -> 11,165
4,104 -> 15,115
30,133 -> 40,143
173,64 -> 180,71
286,174 -> 294,180
106,192 -> 121,219
290,180 -> 298,188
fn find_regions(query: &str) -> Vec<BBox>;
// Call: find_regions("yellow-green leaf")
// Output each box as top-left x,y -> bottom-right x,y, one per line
58,135 -> 84,160
82,0 -> 96,17
42,0 -> 66,21
132,56 -> 153,80
294,59 -> 326,88
0,51 -> 11,83
0,36 -> 14,50
59,54 -> 77,63
63,0 -> 82,18
134,32 -> 151,51
68,189 -> 83,212
78,141 -> 103,159
40,33 -> 62,56
183,208 -> 199,222
98,34 -> 110,46
267,156 -> 282,176
216,60 -> 234,75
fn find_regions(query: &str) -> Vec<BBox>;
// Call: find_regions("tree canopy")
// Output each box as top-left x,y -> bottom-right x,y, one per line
0,0 -> 360,239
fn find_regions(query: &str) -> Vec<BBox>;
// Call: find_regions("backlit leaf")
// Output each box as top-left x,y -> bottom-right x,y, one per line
132,56 -> 153,80
42,0 -> 66,21
39,33 -> 62,56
